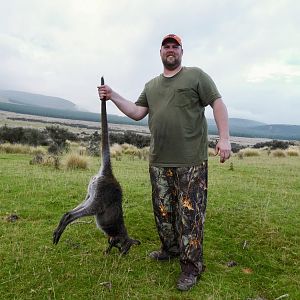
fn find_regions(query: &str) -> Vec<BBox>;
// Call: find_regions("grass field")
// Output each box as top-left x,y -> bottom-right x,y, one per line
0,151 -> 299,299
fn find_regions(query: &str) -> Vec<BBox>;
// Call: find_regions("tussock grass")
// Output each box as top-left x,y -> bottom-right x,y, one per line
139,146 -> 149,160
208,147 -> 216,157
123,145 -> 140,156
286,149 -> 299,157
272,149 -> 286,157
110,143 -> 123,159
239,148 -> 261,157
110,143 -> 149,160
63,153 -> 89,170
1,152 -> 300,299
0,143 -> 46,155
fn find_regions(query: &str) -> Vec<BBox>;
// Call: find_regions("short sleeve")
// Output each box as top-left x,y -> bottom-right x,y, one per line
135,87 -> 149,107
197,70 -> 221,107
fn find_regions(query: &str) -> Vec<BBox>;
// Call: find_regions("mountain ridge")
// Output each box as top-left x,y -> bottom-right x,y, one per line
0,89 -> 299,140
0,89 -> 78,111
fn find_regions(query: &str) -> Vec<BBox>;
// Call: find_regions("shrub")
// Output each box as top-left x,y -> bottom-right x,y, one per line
272,150 -> 286,158
30,153 -> 44,165
0,125 -> 48,146
64,153 -> 89,170
123,131 -> 150,148
45,125 -> 77,153
253,140 -> 293,150
87,131 -> 101,156
30,154 -> 60,169
230,142 -> 245,153
48,143 -> 60,155
109,131 -> 150,148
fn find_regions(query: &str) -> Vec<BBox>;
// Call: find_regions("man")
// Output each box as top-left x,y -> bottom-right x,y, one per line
98,34 -> 231,291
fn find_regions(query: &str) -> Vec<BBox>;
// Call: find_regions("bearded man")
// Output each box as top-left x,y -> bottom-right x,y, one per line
98,34 -> 231,291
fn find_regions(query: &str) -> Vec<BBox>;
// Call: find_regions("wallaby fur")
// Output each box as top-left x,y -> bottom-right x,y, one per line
53,76 -> 140,254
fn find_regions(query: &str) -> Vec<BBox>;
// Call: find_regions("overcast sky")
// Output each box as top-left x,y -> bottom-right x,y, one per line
1,0 -> 299,125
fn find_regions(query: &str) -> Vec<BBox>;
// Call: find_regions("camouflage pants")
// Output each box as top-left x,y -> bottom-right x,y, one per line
149,162 -> 208,275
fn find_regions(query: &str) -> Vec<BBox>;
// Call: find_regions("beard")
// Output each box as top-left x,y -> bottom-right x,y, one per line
161,55 -> 182,70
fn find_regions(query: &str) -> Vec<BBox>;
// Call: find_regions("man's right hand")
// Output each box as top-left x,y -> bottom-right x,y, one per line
97,84 -> 113,101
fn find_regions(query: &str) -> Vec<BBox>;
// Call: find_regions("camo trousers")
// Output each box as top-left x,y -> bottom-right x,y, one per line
149,162 -> 208,275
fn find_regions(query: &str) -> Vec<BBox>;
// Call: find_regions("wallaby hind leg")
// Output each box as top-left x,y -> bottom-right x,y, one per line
53,206 -> 93,245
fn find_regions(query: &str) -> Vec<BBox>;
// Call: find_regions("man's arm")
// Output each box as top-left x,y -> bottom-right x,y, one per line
210,98 -> 231,163
98,84 -> 148,121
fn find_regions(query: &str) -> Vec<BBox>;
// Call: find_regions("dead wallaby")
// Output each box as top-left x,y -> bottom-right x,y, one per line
53,76 -> 140,254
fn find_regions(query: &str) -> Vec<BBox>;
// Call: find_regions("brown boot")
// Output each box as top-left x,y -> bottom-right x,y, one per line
176,272 -> 198,291
177,261 -> 205,291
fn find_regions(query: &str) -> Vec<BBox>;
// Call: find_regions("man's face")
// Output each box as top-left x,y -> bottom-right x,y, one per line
160,41 -> 183,70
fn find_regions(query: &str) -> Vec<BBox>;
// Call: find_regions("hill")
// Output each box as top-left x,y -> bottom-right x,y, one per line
0,90 -> 78,111
0,89 -> 299,140
0,101 -> 148,126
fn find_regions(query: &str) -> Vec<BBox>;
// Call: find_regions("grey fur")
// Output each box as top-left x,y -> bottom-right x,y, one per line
53,77 -> 140,254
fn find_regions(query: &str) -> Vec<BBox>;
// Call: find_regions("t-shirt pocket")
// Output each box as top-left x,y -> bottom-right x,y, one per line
175,88 -> 198,107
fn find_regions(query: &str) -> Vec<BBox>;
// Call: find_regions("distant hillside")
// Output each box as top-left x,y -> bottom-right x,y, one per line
0,90 -> 299,140
0,90 -> 78,111
0,102 -> 148,126
208,118 -> 300,140
208,118 -> 266,128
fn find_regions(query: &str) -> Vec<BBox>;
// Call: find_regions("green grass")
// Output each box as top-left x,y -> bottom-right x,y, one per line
0,153 -> 299,299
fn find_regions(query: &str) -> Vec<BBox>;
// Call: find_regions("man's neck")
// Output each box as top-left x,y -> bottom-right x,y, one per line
163,65 -> 183,77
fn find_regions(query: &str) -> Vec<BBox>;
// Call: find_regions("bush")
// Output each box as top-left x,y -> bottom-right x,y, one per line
87,131 -> 101,156
30,154 -> 60,169
123,131 -> 150,148
109,131 -> 150,148
45,126 -> 77,153
253,140 -> 293,150
230,142 -> 245,153
0,125 -> 48,146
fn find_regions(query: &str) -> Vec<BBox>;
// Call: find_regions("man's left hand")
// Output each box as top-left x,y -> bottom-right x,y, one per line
215,139 -> 231,163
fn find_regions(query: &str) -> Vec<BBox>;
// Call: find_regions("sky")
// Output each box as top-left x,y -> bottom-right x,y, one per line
1,0 -> 300,125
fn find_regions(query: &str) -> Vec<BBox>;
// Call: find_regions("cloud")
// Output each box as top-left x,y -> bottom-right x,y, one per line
246,62 -> 300,83
0,0 -> 300,125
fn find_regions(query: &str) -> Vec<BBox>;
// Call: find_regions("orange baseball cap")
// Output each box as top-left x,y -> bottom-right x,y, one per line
161,34 -> 182,47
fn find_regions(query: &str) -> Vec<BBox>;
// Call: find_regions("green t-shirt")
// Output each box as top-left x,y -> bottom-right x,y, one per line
135,66 -> 221,167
